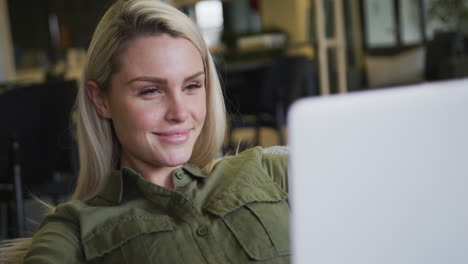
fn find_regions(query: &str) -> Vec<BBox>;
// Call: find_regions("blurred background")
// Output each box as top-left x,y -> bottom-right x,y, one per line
0,0 -> 467,239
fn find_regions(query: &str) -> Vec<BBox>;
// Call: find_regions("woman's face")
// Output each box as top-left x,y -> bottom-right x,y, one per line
100,34 -> 206,172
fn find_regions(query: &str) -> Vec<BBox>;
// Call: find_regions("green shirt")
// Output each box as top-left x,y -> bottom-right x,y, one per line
24,147 -> 290,263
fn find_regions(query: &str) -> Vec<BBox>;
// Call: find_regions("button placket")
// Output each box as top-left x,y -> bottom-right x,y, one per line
175,171 -> 184,180
196,226 -> 209,237
172,169 -> 190,188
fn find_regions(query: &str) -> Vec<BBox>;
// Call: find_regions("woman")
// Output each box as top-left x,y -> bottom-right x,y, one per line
3,0 -> 289,263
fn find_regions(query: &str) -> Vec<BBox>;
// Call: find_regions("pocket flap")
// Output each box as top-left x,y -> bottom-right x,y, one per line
246,202 -> 290,255
221,200 -> 290,260
82,215 -> 173,260
204,183 -> 287,217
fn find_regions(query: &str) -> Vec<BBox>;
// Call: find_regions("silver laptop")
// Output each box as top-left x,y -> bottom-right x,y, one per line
288,79 -> 468,264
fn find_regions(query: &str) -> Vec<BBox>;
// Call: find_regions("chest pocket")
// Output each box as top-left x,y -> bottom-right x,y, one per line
205,183 -> 290,261
82,214 -> 173,263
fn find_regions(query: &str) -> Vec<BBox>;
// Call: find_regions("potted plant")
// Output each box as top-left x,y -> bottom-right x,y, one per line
428,0 -> 468,34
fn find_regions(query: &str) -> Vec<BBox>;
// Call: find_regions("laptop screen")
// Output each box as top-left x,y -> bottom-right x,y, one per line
288,79 -> 468,264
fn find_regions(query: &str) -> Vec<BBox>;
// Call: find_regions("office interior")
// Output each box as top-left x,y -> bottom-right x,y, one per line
0,0 -> 467,240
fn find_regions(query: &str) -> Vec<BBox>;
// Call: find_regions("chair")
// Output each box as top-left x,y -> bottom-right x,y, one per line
256,56 -> 318,145
425,32 -> 468,80
221,60 -> 268,152
222,56 -> 318,150
0,80 -> 77,238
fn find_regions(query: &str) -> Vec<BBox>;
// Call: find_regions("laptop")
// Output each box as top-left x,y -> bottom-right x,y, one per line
288,78 -> 468,264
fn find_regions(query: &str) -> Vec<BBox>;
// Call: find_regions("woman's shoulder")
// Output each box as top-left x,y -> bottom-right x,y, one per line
221,146 -> 287,161
39,198 -> 135,233
220,146 -> 287,170
34,200 -> 95,237
40,200 -> 88,224
38,198 -> 168,245
214,146 -> 288,191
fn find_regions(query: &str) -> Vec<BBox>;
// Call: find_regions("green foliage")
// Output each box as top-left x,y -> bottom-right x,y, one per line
428,0 -> 468,30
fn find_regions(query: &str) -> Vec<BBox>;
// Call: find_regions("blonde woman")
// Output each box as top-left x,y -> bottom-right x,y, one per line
2,0 -> 289,263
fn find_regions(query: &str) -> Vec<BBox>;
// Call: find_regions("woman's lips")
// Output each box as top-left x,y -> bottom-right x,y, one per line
153,129 -> 191,144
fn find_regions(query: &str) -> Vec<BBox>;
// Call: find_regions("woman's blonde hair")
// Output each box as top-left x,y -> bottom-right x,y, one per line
0,0 -> 226,262
74,0 -> 226,200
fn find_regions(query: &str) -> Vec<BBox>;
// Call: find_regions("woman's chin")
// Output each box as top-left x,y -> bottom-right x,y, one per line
160,152 -> 192,168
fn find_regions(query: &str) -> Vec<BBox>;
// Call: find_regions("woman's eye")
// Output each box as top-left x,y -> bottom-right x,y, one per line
139,87 -> 160,96
185,83 -> 202,90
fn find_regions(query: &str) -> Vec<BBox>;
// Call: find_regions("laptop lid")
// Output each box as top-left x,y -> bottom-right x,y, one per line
289,79 -> 468,264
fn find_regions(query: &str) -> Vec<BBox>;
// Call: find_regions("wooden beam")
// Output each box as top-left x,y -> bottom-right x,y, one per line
315,0 -> 330,95
0,0 -> 16,82
334,0 -> 347,93
315,0 -> 348,95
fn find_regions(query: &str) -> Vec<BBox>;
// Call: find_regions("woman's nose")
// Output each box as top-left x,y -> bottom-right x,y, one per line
165,94 -> 189,122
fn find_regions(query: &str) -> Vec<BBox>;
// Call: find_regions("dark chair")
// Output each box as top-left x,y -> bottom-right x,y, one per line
221,56 -> 318,150
257,56 -> 318,145
0,80 -> 77,238
220,60 -> 269,151
425,32 -> 468,80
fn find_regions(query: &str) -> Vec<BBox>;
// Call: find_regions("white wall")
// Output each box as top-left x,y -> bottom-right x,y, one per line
0,0 -> 15,82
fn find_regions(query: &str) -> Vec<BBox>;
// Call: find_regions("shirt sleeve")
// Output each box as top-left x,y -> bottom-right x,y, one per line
261,152 -> 288,193
23,209 -> 85,264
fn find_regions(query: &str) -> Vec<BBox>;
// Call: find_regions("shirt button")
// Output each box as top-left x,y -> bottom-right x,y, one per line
175,171 -> 184,180
196,226 -> 208,237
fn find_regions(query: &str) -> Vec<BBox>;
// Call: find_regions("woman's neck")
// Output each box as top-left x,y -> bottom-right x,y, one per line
144,169 -> 175,189
120,155 -> 178,190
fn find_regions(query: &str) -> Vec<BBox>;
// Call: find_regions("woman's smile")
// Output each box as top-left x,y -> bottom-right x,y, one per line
153,128 -> 192,144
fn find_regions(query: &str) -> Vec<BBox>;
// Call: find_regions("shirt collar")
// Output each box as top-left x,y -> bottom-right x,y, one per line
96,163 -> 207,204
182,163 -> 207,179
97,169 -> 125,204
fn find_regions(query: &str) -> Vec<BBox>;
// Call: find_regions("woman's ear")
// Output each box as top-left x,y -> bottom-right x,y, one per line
85,80 -> 112,119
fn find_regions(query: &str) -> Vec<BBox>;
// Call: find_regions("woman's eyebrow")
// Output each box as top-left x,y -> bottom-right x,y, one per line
184,71 -> 205,81
126,76 -> 166,85
126,71 -> 205,85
